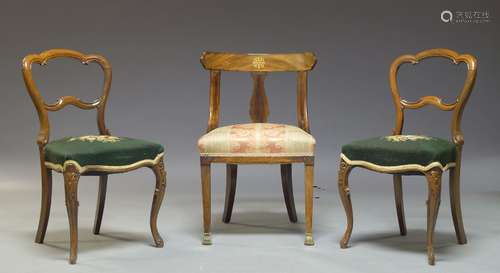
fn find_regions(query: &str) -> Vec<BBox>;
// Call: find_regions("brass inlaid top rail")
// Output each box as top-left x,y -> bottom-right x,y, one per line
200,52 -> 317,72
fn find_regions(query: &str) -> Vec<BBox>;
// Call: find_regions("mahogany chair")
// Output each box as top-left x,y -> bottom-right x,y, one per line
197,52 -> 317,245
22,49 -> 167,264
337,48 -> 477,265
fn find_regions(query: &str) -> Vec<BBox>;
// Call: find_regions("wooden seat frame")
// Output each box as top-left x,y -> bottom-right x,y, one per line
22,49 -> 167,264
337,48 -> 477,265
199,52 -> 317,245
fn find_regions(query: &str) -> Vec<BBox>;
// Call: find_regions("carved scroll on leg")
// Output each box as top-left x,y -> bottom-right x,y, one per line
63,164 -> 80,264
425,168 -> 442,266
338,159 -> 354,248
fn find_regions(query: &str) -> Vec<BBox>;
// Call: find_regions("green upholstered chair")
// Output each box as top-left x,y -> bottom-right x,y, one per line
337,49 -> 477,265
22,49 -> 167,264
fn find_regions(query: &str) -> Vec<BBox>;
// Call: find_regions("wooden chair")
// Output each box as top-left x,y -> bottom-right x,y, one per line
337,48 -> 477,265
22,49 -> 167,264
198,52 -> 317,245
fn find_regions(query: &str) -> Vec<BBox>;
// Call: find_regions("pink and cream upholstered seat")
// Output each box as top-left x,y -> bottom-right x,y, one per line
198,123 -> 315,157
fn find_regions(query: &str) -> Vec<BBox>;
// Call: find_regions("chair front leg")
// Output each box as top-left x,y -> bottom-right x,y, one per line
338,158 -> 353,248
201,160 -> 212,245
63,163 -> 80,264
425,168 -> 442,266
150,157 -> 167,247
393,174 -> 407,236
93,175 -> 108,235
304,162 -> 314,246
35,165 -> 52,243
449,166 -> 467,244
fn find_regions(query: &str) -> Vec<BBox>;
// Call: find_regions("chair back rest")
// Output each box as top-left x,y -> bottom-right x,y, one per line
22,49 -> 112,147
200,52 -> 317,132
389,48 -> 477,145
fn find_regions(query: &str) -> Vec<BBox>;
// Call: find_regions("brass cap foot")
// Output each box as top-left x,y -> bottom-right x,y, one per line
202,233 -> 212,245
304,233 -> 314,246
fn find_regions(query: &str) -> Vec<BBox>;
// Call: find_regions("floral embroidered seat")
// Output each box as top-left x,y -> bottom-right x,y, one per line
198,123 -> 315,157
341,135 -> 456,172
44,135 -> 164,172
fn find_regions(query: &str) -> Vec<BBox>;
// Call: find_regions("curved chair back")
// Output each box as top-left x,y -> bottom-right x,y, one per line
389,48 -> 477,146
22,49 -> 112,147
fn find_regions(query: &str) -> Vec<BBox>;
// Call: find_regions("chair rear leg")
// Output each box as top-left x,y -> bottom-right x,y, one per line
35,166 -> 52,243
222,164 -> 237,223
449,167 -> 467,244
393,174 -> 407,236
281,164 -> 298,223
93,175 -> 108,235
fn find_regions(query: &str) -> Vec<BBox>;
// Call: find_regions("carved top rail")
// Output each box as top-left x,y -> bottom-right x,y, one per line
389,48 -> 477,145
22,49 -> 112,146
200,52 -> 316,72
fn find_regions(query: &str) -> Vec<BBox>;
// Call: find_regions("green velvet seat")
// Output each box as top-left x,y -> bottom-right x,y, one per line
341,135 -> 456,170
44,135 -> 164,168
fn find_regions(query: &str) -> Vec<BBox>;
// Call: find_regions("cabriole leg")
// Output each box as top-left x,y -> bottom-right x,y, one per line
425,168 -> 442,265
150,158 -> 167,247
63,164 -> 80,264
338,159 -> 353,248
